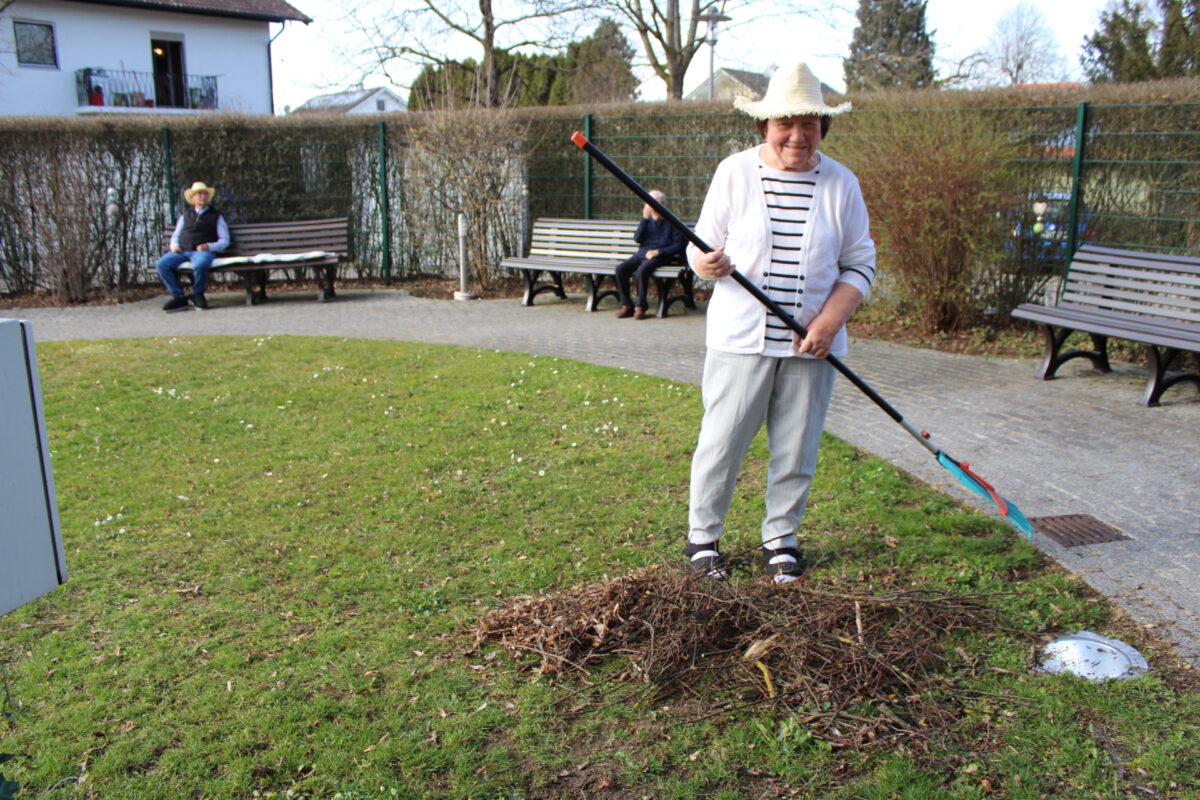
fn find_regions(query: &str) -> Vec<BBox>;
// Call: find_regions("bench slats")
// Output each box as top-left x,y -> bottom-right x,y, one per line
1014,305 -> 1200,352
1071,244 -> 1200,273
1058,290 -> 1200,323
229,217 -> 349,231
1065,272 -> 1200,301
529,247 -> 637,259
534,217 -> 640,227
1068,261 -> 1200,291
233,236 -> 350,252
1059,304 -> 1200,336
530,236 -> 635,249
503,257 -> 684,277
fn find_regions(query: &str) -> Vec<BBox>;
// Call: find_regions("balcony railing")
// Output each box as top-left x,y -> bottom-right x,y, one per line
75,67 -> 218,111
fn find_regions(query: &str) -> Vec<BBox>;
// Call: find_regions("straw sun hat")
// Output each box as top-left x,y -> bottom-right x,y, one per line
733,62 -> 851,119
183,181 -> 216,203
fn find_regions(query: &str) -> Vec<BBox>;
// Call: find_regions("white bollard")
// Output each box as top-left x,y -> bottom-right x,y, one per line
454,212 -> 477,300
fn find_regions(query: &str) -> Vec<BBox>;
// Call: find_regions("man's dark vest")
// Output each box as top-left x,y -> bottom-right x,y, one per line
179,206 -> 222,250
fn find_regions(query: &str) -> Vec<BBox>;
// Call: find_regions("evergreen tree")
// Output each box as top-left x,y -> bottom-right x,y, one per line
1081,0 -> 1198,82
503,51 -> 572,107
406,20 -> 636,109
844,0 -> 936,91
564,19 -> 638,104
1082,0 -> 1160,81
408,60 -> 479,110
1158,0 -> 1200,75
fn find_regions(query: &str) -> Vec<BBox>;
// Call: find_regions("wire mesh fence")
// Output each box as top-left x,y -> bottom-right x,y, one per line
0,94 -> 1196,304
1082,102 -> 1200,256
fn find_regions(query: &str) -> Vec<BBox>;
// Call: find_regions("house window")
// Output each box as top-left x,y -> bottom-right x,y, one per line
14,20 -> 58,68
376,99 -> 386,111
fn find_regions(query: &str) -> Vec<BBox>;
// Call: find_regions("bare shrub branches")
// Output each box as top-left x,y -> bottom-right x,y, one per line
835,110 -> 1023,333
401,106 -> 530,288
474,566 -> 1009,746
0,130 -> 111,301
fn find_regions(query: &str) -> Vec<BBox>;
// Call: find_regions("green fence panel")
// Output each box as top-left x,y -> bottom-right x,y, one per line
0,97 -> 1197,299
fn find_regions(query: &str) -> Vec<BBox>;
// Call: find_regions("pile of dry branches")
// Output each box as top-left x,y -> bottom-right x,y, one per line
474,565 -> 1009,747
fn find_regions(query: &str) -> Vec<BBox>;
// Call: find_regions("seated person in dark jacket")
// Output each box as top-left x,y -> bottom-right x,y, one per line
155,181 -> 230,312
614,190 -> 688,319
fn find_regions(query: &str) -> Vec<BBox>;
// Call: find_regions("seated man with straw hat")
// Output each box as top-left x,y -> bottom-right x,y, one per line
155,181 -> 229,311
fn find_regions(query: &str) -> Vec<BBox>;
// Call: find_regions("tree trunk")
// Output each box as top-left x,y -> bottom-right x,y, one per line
480,0 -> 501,107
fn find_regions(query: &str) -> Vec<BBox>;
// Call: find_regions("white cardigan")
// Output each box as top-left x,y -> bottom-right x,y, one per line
688,147 -> 876,357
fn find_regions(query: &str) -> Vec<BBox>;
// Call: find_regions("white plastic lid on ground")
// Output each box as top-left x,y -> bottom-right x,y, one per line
1036,631 -> 1149,681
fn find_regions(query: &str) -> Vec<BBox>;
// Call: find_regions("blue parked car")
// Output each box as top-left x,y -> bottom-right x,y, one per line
1007,192 -> 1092,264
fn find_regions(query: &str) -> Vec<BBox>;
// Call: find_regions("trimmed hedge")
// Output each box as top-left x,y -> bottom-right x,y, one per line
0,78 -> 1196,303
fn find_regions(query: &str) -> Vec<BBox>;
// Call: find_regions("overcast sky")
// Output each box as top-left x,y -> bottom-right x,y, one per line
269,0 -> 1115,113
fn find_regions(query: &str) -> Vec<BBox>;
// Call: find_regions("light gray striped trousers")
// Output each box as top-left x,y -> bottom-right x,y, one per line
688,348 -> 836,551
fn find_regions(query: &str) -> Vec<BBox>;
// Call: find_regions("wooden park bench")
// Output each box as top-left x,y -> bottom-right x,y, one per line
499,217 -> 698,318
1011,243 -> 1200,406
155,217 -> 350,305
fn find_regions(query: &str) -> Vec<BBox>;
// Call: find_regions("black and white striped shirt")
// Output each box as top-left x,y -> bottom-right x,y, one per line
758,162 -> 817,356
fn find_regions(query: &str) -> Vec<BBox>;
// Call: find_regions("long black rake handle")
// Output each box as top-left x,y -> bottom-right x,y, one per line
571,131 -> 934,452
571,131 -> 1034,537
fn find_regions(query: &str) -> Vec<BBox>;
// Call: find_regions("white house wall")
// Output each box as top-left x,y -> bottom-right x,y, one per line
0,0 -> 274,115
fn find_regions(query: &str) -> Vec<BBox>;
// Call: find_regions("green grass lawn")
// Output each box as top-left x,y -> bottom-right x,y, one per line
2,336 -> 1197,800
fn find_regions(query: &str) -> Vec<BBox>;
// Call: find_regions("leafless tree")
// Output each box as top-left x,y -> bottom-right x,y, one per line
979,1 -> 1068,86
336,0 -> 591,107
595,0 -> 842,100
600,0 -> 710,100
931,51 -> 989,88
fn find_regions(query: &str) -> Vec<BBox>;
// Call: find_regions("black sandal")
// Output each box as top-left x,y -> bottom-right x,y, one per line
683,542 -> 727,580
763,546 -> 807,582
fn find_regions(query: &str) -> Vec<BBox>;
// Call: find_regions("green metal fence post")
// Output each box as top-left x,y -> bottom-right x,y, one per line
378,120 -> 393,285
583,114 -> 593,219
162,127 -> 175,220
1063,101 -> 1089,292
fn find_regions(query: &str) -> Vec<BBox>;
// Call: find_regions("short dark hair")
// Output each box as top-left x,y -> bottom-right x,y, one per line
755,116 -> 833,139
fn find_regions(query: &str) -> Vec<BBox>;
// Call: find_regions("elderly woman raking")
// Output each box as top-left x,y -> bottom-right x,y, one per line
685,62 -> 876,583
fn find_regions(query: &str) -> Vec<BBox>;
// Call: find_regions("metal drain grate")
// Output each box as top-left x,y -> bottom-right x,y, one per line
1030,514 -> 1131,547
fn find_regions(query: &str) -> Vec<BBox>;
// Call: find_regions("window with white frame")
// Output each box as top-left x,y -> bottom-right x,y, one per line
13,20 -> 59,68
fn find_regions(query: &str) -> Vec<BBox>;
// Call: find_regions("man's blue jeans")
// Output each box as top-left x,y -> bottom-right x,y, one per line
155,250 -> 215,297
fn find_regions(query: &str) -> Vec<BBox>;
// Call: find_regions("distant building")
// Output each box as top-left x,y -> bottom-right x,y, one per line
685,67 -> 839,104
0,0 -> 311,116
290,87 -> 407,115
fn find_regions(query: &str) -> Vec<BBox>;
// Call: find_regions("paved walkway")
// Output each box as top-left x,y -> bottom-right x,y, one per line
8,288 -> 1200,664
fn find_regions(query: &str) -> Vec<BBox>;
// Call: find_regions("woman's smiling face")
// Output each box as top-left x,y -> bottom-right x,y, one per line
760,115 -> 822,172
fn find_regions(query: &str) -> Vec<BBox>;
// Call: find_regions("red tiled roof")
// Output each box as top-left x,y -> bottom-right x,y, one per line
70,0 -> 311,23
